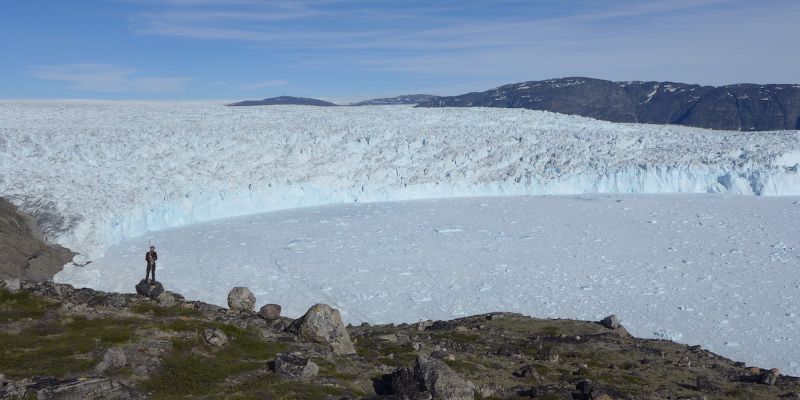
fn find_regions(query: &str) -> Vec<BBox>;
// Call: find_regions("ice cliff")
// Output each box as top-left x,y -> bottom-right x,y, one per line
1,101 -> 799,260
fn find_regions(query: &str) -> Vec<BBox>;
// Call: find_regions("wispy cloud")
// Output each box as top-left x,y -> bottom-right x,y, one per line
30,63 -> 191,93
121,0 -> 800,90
241,79 -> 288,91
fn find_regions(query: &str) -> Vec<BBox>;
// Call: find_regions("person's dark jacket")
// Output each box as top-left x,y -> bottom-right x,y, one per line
145,251 -> 158,264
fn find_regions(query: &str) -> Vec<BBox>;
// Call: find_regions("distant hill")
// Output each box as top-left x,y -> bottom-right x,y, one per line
351,94 -> 438,106
227,96 -> 337,107
416,77 -> 800,131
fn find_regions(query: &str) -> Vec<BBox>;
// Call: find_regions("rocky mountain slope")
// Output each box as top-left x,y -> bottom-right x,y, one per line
0,198 -> 73,285
227,96 -> 336,107
351,94 -> 437,106
416,77 -> 800,131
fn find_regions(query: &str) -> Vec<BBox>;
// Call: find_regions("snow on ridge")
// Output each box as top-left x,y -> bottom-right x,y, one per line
1,101 -> 799,261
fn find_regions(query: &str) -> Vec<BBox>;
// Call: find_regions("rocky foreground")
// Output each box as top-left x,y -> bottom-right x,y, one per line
1,280 -> 799,400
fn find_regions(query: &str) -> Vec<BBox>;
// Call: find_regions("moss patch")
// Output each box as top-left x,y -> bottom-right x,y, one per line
140,323 -> 286,398
0,315 -> 137,378
0,287 -> 56,323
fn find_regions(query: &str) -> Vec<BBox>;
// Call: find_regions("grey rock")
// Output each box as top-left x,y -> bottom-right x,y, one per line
203,327 -> 229,348
513,365 -> 542,380
760,368 -> 780,385
22,280 -> 75,298
273,352 -> 320,379
155,292 -> 177,307
95,347 -> 127,374
600,314 -> 620,329
695,375 -> 721,392
135,279 -> 164,299
287,303 -> 356,355
391,355 -> 475,400
227,287 -> 256,312
258,303 -> 281,320
1,278 -> 20,292
0,376 -> 144,399
377,333 -> 399,343
414,320 -> 434,331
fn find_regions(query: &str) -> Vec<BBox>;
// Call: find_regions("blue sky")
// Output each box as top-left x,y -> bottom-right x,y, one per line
2,0 -> 799,101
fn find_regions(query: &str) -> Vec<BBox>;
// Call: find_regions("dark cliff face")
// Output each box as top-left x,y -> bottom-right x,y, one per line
418,78 -> 800,131
227,96 -> 337,107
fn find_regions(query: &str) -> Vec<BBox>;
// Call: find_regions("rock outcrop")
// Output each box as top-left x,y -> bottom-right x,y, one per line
273,352 -> 320,379
0,376 -> 144,399
391,355 -> 475,400
0,198 -> 74,284
202,327 -> 229,348
287,303 -> 356,355
417,77 -> 800,131
95,347 -> 127,374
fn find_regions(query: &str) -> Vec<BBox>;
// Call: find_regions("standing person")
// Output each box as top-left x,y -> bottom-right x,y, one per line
145,245 -> 158,283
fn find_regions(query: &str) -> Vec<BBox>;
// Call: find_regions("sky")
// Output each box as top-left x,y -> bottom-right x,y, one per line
2,0 -> 799,102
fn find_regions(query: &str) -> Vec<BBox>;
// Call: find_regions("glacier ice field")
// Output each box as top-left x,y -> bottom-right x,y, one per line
1,100 -> 800,374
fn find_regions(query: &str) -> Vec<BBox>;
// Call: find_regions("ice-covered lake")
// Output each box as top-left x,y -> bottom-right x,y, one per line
57,194 -> 800,375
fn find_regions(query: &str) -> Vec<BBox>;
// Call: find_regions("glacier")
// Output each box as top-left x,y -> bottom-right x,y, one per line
1,100 -> 799,261
2,100 -> 800,375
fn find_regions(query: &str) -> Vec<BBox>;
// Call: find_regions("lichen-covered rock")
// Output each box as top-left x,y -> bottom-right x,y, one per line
273,352 -> 319,379
95,347 -> 127,374
203,327 -> 229,348
258,303 -> 281,320
155,291 -> 177,307
287,303 -> 355,355
134,279 -> 164,299
391,355 -> 475,400
227,287 -> 255,312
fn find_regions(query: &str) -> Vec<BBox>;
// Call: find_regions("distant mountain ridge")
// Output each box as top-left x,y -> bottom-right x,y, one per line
416,77 -> 800,131
350,94 -> 437,106
227,96 -> 336,107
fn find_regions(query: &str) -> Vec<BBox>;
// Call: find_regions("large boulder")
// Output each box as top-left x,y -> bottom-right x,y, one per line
134,279 -> 164,299
227,287 -> 256,312
273,352 -> 319,379
258,304 -> 282,320
391,355 -> 475,400
287,303 -> 355,355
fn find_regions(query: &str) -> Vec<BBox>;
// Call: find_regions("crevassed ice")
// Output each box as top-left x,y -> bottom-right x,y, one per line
1,100 -> 799,260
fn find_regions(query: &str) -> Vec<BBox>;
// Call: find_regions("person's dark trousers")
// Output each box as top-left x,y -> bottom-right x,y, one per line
146,262 -> 156,282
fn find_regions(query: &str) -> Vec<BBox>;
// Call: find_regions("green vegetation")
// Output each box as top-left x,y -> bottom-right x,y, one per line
0,315 -> 137,378
130,303 -> 203,318
140,323 -> 286,398
355,336 -> 417,368
229,373 -> 349,400
0,287 -> 56,322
